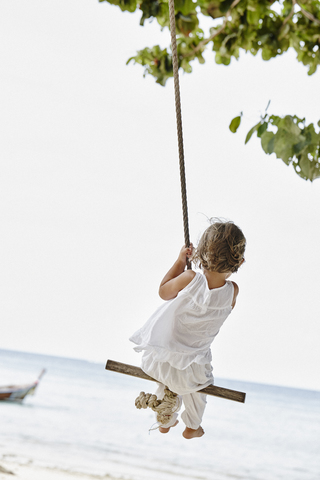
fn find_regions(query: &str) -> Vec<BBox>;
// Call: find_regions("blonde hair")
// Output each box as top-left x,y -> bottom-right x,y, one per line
192,219 -> 246,273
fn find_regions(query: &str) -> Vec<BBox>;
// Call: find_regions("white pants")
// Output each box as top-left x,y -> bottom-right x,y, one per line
155,383 -> 207,430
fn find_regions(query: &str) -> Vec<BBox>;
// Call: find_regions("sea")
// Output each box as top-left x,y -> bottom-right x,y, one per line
0,349 -> 319,480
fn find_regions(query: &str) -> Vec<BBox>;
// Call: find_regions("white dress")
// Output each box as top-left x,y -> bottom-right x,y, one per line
130,272 -> 234,396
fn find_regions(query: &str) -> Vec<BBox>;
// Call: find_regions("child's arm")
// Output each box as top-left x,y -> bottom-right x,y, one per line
159,245 -> 196,300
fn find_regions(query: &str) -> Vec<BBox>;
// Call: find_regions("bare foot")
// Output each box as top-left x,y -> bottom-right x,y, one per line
159,420 -> 179,434
182,426 -> 205,439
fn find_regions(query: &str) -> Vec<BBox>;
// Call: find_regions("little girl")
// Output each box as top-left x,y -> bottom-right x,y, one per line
130,219 -> 246,439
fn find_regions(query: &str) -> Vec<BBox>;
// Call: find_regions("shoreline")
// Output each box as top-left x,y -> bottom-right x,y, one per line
0,462 -> 119,480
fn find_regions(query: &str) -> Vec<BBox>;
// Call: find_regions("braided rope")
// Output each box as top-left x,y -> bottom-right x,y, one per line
135,388 -> 180,425
168,0 -> 191,268
134,8 -> 191,428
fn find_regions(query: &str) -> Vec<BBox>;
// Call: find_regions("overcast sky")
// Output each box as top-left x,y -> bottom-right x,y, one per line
1,0 -> 320,391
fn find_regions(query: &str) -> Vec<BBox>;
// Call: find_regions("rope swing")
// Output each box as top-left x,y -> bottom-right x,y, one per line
134,0 -> 191,423
105,0 -> 247,413
168,0 -> 191,267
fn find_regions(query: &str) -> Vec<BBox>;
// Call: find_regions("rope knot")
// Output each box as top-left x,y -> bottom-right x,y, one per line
135,387 -> 180,426
135,392 -> 161,410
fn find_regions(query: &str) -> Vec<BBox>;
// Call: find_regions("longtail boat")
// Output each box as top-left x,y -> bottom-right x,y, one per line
0,369 -> 46,401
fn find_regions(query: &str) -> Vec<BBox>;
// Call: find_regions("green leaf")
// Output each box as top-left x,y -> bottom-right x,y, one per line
278,23 -> 290,41
261,48 -> 274,61
293,137 -> 310,155
298,153 -> 320,181
257,122 -> 268,137
175,0 -> 196,16
247,8 -> 260,25
270,115 -> 281,127
245,121 -> 261,144
214,52 -> 223,64
221,55 -> 231,65
229,115 -> 242,133
261,131 -> 275,154
272,128 -> 305,165
278,116 -> 301,135
219,0 -> 234,14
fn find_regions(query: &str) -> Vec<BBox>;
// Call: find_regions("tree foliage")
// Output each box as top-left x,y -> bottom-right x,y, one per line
102,0 -> 320,83
102,0 -> 320,181
230,111 -> 320,181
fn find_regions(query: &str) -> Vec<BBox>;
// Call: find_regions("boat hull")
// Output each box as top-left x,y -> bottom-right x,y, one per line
0,370 -> 45,402
0,383 -> 38,401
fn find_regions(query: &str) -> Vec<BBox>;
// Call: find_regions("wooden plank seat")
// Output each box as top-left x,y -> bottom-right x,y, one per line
105,359 -> 246,403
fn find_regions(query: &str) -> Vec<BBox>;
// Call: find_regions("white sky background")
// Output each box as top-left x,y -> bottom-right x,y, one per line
1,0 -> 320,391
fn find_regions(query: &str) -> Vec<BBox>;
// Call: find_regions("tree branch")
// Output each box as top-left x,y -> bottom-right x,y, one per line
296,0 -> 320,26
181,0 -> 320,61
282,1 -> 296,27
182,0 -> 242,58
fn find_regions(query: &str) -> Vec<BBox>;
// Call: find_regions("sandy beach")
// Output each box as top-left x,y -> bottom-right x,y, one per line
0,463 -> 118,480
